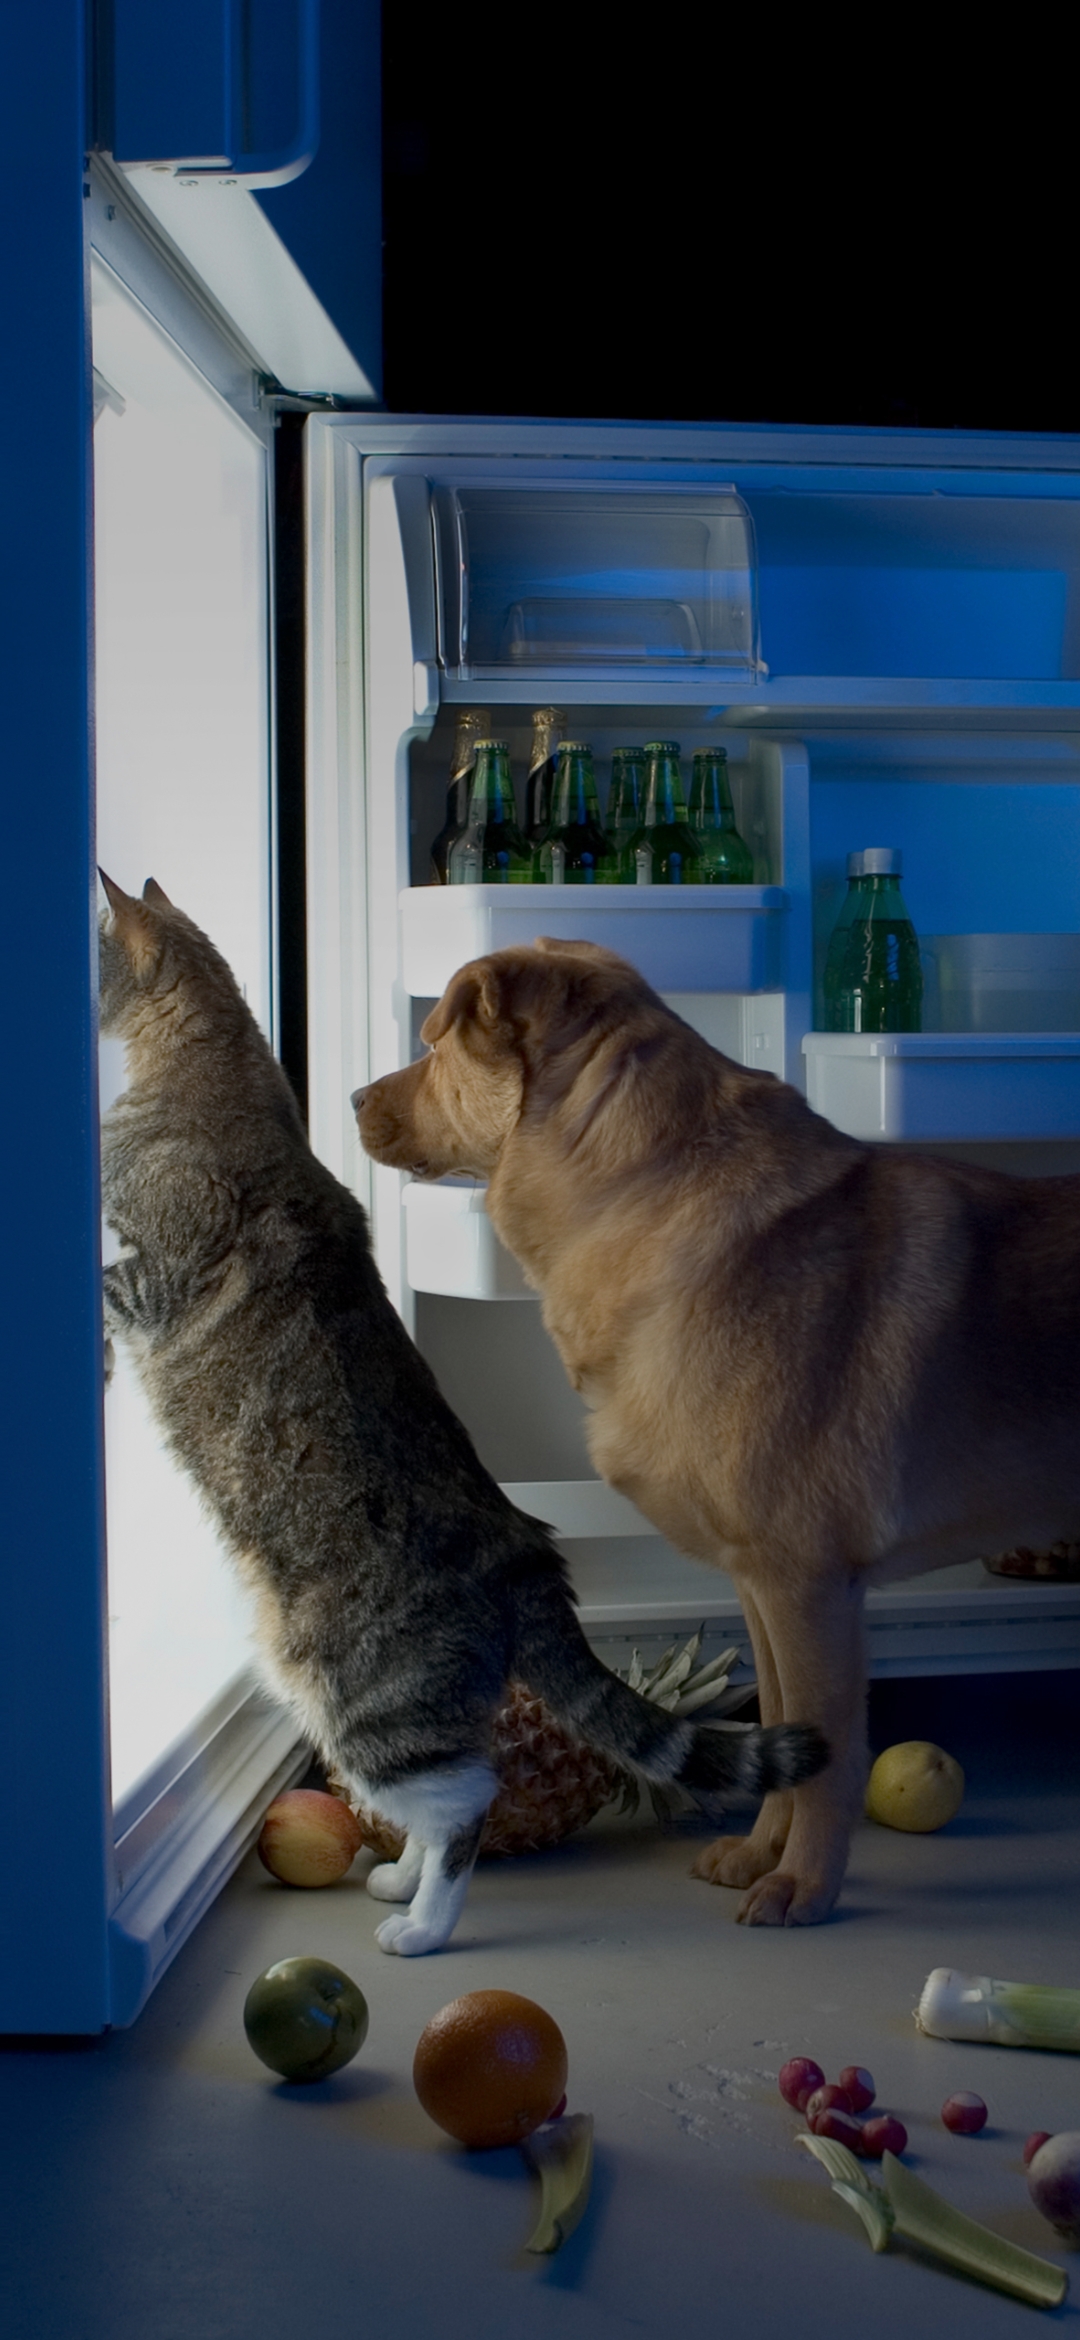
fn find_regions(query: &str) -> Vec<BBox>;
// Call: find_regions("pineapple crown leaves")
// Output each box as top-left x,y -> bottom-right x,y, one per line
614,1630 -> 757,1827
797,2134 -> 894,2253
621,1630 -> 748,1717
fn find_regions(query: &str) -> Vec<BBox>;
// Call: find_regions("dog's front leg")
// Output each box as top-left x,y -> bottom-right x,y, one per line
691,1580 -> 793,1889
700,1562 -> 867,1927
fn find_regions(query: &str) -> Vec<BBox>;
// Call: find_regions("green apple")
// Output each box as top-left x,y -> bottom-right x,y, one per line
243,1956 -> 369,2081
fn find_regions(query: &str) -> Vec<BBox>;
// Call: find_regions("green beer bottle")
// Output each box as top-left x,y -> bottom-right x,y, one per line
823,847 -> 923,1032
429,708 -> 491,883
524,706 -> 566,850
620,740 -> 702,885
688,747 -> 754,884
606,747 -> 646,880
535,742 -> 617,883
447,739 -> 532,884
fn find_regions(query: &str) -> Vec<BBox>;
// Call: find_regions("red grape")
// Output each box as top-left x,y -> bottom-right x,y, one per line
806,2082 -> 854,2123
838,2064 -> 876,2112
859,2115 -> 908,2158
779,2057 -> 826,2112
942,2091 -> 987,2135
1024,2131 -> 1052,2167
812,2106 -> 865,2147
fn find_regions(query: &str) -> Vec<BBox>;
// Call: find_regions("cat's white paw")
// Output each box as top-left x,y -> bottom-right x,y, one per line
367,1859 -> 419,1903
374,1913 -> 447,1956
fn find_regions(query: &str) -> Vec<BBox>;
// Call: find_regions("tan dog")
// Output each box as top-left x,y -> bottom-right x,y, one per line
355,939 -> 1080,1926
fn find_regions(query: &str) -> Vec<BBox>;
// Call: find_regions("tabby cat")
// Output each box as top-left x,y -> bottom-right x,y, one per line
98,876 -> 827,1955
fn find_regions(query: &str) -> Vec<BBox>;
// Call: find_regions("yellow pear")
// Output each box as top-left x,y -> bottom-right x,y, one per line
865,1740 -> 965,1832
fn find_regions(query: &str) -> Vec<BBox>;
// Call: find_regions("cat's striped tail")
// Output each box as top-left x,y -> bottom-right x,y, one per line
507,1565 -> 828,1799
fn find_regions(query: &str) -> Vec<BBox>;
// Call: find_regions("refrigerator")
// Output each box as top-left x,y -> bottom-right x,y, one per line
6,2 -> 1080,2034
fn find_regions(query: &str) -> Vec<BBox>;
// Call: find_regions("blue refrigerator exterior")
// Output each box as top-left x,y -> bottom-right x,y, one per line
3,1 -> 1078,2034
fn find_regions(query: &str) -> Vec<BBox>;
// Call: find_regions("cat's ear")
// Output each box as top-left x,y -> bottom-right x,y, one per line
98,869 -> 162,976
142,877 -> 172,907
99,869 -> 135,917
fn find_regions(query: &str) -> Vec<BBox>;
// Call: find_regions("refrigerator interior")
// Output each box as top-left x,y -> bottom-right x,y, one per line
91,252 -> 272,1812
305,421 -> 1080,1695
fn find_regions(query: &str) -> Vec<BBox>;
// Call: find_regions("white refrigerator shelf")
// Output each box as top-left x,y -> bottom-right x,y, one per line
400,883 -> 788,1000
403,1178 -> 532,1299
803,1030 -> 1080,1142
498,1484 -> 1080,1679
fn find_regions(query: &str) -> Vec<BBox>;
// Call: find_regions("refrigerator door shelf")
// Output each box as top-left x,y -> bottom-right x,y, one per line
804,1030 -> 1080,1142
400,884 -> 788,1001
403,1179 -> 532,1300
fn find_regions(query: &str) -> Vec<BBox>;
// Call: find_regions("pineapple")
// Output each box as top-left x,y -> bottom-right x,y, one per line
329,1631 -> 754,1860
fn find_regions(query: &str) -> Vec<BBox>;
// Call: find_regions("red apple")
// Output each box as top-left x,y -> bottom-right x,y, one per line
257,1789 -> 364,1887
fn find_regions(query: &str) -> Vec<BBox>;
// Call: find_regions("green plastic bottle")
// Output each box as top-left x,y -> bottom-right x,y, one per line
606,747 -> 647,879
688,747 -> 754,883
535,742 -> 617,883
823,848 -> 923,1032
620,741 -> 702,885
820,850 -> 866,1018
447,739 -> 532,884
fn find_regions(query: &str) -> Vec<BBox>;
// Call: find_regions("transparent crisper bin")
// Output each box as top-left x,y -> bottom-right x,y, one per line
922,933 -> 1080,1033
804,1030 -> 1080,1142
401,883 -> 788,1000
433,484 -> 764,674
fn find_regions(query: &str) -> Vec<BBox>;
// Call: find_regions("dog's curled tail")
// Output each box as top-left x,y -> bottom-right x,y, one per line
508,1569 -> 828,1799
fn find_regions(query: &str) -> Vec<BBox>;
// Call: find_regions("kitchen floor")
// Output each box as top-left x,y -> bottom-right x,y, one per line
3,1673 -> 1078,2340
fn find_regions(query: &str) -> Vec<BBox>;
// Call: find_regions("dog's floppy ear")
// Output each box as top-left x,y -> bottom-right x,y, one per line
533,935 -> 633,974
420,959 -> 507,1046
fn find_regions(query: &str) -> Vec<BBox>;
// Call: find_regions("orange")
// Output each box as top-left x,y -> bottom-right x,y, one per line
413,1989 -> 568,2149
257,1789 -> 364,1886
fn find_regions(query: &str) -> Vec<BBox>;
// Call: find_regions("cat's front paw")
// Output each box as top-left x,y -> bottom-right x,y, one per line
374,1913 -> 447,1956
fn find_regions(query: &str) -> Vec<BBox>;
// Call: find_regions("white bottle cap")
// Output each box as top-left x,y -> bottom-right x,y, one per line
860,847 -> 902,875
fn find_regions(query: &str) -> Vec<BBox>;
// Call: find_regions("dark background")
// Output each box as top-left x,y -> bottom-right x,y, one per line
382,6 -> 1073,433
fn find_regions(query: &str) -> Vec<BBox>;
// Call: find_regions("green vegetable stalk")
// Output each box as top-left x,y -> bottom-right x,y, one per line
918,1968 -> 1080,2053
798,2134 -> 1068,2310
521,2113 -> 594,2254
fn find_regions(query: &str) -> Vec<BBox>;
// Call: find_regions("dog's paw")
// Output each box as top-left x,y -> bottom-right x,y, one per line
691,1833 -> 783,1890
735,1869 -> 837,1927
374,1913 -> 446,1957
366,1859 -> 418,1903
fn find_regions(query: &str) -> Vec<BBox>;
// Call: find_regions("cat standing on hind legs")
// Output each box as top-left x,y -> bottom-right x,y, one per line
98,873 -> 828,1954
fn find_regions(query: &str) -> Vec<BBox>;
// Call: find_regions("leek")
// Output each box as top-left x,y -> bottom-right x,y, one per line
521,2113 -> 594,2254
798,2134 -> 1068,2309
918,1968 -> 1080,2053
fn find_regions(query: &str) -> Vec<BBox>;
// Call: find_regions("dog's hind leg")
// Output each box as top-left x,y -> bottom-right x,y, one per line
691,1581 -> 793,1890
